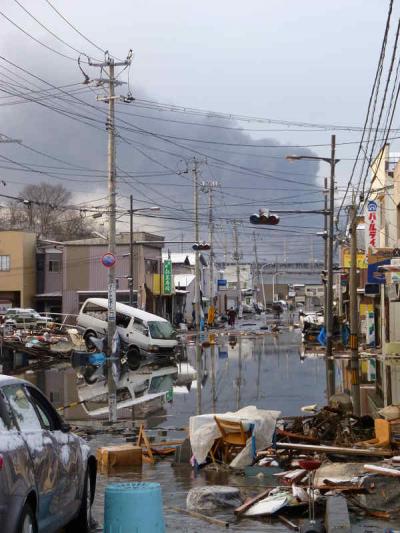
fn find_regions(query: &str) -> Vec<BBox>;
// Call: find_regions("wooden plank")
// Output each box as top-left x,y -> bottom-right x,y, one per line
277,515 -> 299,531
264,442 -> 394,457
234,488 -> 271,516
168,506 -> 229,527
276,428 -> 320,443
363,464 -> 400,477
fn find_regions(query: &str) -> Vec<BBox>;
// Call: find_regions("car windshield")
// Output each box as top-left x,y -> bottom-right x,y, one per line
148,321 -> 176,340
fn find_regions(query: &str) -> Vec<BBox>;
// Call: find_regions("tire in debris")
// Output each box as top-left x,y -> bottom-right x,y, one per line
127,346 -> 141,371
83,331 -> 97,351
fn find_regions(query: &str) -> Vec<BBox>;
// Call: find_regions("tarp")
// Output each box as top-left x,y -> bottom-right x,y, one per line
189,405 -> 280,467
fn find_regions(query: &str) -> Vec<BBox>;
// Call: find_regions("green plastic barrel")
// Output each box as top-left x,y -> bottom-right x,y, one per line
104,482 -> 165,533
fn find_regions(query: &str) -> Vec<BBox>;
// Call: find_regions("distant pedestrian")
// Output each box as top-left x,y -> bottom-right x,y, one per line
227,307 -> 236,327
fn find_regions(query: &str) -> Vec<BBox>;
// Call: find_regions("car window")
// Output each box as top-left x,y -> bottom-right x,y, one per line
3,385 -> 42,431
26,387 -> 62,432
0,391 -> 16,431
116,312 -> 131,329
132,317 -> 147,334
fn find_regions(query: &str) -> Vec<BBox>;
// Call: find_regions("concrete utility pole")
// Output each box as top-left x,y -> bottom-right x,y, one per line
192,159 -> 201,332
253,231 -> 260,302
129,194 -> 134,306
323,177 -> 328,329
201,181 -> 218,303
349,200 -> 361,416
88,53 -> 132,423
233,221 -> 241,309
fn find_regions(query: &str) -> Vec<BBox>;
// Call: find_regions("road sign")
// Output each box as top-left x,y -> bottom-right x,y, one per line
163,260 -> 172,294
217,279 -> 227,289
101,253 -> 116,268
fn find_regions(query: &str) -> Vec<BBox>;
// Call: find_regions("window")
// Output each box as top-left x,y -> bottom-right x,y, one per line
26,386 -> 61,431
148,321 -> 176,340
3,385 -> 41,431
0,256 -> 10,271
83,302 -> 107,321
116,312 -> 131,329
48,260 -> 60,272
132,317 -> 147,334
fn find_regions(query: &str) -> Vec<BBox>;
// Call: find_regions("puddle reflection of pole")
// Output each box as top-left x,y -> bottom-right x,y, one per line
236,337 -> 242,410
256,337 -> 264,400
210,342 -> 217,413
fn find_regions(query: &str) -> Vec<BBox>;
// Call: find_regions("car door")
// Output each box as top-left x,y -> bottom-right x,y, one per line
2,383 -> 63,532
25,386 -> 83,525
0,389 -> 35,532
127,317 -> 149,351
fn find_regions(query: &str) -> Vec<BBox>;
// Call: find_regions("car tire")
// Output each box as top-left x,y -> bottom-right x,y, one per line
127,346 -> 141,371
84,331 -> 97,351
66,468 -> 93,533
17,502 -> 37,533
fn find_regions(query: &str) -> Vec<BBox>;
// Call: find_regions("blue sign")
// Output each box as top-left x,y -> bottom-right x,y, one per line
217,279 -> 227,288
218,348 -> 228,359
367,258 -> 390,284
367,200 -> 378,212
101,253 -> 116,268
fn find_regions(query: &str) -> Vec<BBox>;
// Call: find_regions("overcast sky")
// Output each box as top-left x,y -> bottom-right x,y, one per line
0,0 -> 397,261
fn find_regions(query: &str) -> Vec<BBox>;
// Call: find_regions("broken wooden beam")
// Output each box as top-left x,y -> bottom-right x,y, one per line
234,488 -> 271,516
363,464 -> 400,477
263,442 -> 394,457
168,506 -> 229,527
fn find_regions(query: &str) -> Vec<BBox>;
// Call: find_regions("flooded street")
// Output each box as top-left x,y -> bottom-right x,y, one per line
88,328 -> 328,532
15,326 -> 398,531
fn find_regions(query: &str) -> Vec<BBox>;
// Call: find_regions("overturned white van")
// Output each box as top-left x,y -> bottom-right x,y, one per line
77,298 -> 178,370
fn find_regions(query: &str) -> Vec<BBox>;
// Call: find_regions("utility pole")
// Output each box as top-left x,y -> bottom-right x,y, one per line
349,200 -> 361,416
192,159 -> 201,332
201,181 -> 218,304
323,176 -> 328,327
325,135 -> 336,399
253,231 -> 260,303
233,221 -> 241,310
129,194 -> 134,306
87,52 -> 132,423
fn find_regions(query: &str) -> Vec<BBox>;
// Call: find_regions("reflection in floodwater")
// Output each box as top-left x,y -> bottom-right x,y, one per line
176,330 -> 326,420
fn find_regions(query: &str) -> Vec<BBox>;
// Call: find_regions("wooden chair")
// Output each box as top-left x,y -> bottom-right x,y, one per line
214,416 -> 252,463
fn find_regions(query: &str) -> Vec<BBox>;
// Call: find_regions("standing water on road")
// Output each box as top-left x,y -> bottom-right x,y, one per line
88,329 -> 327,531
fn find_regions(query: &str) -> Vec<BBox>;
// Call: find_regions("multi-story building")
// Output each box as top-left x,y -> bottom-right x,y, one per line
0,231 -> 36,311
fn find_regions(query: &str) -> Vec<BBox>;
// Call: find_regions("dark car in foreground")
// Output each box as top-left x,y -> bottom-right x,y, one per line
0,375 -> 97,533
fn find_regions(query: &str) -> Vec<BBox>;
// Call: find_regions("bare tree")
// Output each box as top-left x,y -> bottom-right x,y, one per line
4,182 -> 96,240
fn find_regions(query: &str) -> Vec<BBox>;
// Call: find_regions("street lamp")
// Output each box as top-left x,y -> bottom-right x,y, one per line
286,135 -> 340,399
272,271 -> 287,303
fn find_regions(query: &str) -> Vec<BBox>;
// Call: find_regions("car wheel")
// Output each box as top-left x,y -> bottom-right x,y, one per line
66,468 -> 93,533
18,503 -> 37,533
127,346 -> 141,371
84,331 -> 97,351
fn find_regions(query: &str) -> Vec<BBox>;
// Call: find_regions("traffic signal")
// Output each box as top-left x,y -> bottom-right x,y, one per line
192,242 -> 211,251
250,209 -> 280,225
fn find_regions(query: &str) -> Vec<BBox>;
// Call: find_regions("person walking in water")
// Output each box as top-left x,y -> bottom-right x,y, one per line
227,307 -> 237,328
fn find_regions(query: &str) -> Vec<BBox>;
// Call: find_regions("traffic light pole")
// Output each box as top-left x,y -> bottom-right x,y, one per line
325,135 -> 336,399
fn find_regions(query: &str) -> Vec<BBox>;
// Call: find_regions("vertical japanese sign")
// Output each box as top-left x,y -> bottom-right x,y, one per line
163,260 -> 172,294
365,200 -> 378,251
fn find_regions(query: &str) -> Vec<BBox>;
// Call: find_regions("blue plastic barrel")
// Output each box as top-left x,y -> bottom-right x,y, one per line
104,482 -> 165,533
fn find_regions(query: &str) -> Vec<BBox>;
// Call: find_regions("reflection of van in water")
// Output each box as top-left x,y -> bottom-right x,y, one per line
77,298 -> 177,369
